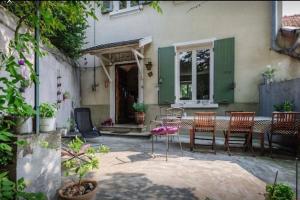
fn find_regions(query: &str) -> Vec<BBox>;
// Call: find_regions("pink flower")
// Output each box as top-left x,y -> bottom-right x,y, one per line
20,65 -> 30,80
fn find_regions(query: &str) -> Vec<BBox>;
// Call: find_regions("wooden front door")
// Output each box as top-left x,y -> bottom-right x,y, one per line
115,63 -> 138,124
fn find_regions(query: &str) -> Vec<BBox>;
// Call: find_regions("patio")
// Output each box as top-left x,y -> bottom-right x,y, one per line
62,135 -> 298,200
1,1 -> 300,200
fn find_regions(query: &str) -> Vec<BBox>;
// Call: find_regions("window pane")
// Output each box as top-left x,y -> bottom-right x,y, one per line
196,49 -> 210,100
119,1 -> 127,9
130,1 -> 139,7
179,51 -> 192,100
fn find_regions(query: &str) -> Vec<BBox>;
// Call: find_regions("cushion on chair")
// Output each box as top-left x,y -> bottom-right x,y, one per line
151,126 -> 178,135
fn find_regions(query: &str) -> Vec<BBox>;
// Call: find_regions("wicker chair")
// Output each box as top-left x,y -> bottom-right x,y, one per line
269,112 -> 300,157
224,112 -> 255,155
190,112 -> 216,153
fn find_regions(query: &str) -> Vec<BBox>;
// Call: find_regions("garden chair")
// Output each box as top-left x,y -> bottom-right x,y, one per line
268,112 -> 300,157
74,107 -> 101,143
190,112 -> 216,153
224,112 -> 255,156
150,117 -> 183,161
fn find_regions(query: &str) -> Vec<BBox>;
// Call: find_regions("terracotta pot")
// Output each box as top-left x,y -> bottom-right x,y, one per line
58,179 -> 98,200
135,112 -> 145,125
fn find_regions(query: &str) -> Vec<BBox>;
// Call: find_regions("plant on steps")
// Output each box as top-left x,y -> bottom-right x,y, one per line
132,103 -> 148,125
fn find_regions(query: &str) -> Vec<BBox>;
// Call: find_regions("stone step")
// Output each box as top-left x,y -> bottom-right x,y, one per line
99,124 -> 147,134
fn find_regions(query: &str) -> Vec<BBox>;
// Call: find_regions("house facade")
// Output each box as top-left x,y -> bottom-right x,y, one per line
79,1 -> 300,127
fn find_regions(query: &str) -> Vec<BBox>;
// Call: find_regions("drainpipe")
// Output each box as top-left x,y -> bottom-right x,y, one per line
271,1 -> 281,51
34,0 -> 40,134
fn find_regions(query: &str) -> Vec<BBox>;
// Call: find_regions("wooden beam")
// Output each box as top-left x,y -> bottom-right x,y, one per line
99,57 -> 112,82
131,48 -> 144,59
97,54 -> 112,65
132,49 -> 143,79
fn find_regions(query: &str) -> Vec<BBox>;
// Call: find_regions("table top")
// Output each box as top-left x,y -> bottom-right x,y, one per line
181,116 -> 272,121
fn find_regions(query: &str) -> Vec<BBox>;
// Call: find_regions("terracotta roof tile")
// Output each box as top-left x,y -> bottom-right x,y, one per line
282,15 -> 300,28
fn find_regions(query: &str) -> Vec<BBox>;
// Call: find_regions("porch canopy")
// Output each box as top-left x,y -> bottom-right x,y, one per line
81,37 -> 152,83
81,36 -> 152,103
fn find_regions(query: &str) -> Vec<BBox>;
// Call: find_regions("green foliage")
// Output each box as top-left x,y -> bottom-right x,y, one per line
149,1 -> 163,14
273,100 -> 294,112
132,103 -> 148,113
266,183 -> 295,200
0,172 -> 46,200
1,1 -> 103,59
62,136 -> 109,185
39,103 -> 57,118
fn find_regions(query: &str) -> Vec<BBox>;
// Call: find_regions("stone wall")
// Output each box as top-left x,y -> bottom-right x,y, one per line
0,6 -> 81,128
16,133 -> 61,200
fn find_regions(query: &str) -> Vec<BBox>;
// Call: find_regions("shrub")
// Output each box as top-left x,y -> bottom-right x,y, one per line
39,103 -> 57,118
62,136 -> 109,197
273,100 -> 294,112
266,183 -> 295,200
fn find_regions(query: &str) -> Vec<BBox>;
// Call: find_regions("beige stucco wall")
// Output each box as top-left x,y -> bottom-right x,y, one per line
80,1 -> 300,107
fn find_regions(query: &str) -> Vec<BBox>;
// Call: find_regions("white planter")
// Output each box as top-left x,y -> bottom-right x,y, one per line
15,117 -> 33,134
40,117 -> 56,132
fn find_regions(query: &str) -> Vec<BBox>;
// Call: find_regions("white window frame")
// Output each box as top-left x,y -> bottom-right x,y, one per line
110,1 -> 143,17
172,38 -> 218,108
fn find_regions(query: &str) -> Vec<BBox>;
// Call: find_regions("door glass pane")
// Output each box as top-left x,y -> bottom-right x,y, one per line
196,49 -> 210,100
179,51 -> 192,100
119,1 -> 127,9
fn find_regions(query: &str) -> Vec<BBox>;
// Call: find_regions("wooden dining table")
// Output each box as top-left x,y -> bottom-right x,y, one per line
162,115 -> 273,154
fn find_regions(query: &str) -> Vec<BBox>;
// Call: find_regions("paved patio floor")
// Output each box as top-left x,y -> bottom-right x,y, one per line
63,135 -> 298,200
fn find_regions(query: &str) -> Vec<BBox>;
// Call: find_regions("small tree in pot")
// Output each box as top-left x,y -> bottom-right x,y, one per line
132,103 -> 147,125
59,136 -> 109,200
39,103 -> 57,132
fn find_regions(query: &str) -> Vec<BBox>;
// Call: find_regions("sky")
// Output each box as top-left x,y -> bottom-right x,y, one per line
282,1 -> 300,16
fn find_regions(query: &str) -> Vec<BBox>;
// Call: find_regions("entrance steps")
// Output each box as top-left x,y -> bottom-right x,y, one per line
99,124 -> 150,137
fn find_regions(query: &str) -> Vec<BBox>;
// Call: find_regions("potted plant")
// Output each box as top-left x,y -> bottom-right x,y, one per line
262,65 -> 276,85
132,102 -> 147,125
265,183 -> 295,200
59,136 -> 109,200
273,100 -> 294,112
14,104 -> 35,134
39,103 -> 57,132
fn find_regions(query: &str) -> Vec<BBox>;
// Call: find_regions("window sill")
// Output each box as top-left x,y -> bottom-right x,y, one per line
171,103 -> 219,108
109,5 -> 143,18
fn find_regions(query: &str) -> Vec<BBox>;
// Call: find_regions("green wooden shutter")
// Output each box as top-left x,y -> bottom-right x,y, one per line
158,46 -> 175,105
214,37 -> 235,104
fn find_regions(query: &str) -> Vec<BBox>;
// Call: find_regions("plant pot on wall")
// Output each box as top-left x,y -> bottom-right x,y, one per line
40,117 -> 56,132
135,112 -> 145,125
39,103 -> 58,132
15,117 -> 33,134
